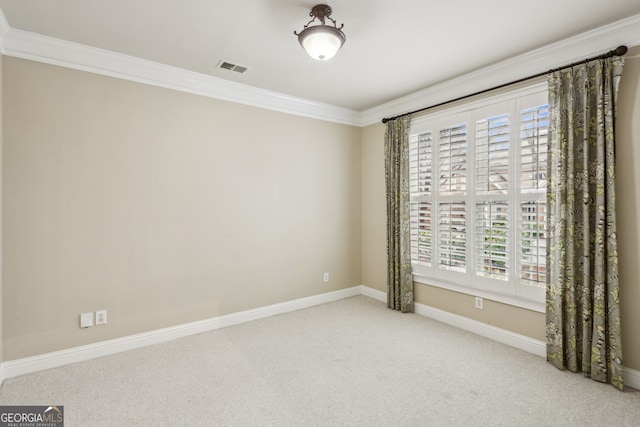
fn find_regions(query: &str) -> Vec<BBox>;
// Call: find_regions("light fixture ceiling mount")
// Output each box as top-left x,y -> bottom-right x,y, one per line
294,4 -> 346,61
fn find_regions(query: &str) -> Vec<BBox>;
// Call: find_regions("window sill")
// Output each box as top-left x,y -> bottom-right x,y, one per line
412,273 -> 546,313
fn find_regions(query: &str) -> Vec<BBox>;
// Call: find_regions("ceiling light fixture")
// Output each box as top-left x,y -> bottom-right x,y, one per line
294,4 -> 345,61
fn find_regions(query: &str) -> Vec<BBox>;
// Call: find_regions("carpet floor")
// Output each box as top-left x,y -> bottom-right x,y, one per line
0,295 -> 639,426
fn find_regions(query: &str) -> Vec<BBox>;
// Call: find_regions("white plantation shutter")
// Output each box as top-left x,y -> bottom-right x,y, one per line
519,103 -> 549,288
437,123 -> 468,273
520,105 -> 549,192
475,201 -> 509,280
520,201 -> 547,286
410,132 -> 433,194
439,124 -> 467,195
407,85 -> 548,307
439,202 -> 466,272
410,132 -> 434,267
476,114 -> 509,194
410,202 -> 432,266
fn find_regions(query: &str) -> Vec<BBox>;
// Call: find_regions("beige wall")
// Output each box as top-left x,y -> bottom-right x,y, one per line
617,46 -> 640,372
2,57 -> 361,360
3,46 -> 640,371
360,46 -> 640,369
0,52 -> 3,363
360,122 -> 387,293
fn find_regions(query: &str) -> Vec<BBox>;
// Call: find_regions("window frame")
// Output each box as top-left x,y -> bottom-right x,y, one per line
409,82 -> 547,313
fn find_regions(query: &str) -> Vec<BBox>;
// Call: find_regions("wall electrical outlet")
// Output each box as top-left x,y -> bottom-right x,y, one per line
474,297 -> 484,310
323,272 -> 329,283
96,309 -> 108,325
80,312 -> 94,328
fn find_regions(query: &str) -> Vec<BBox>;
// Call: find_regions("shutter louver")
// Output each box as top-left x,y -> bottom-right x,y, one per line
519,104 -> 549,288
475,201 -> 509,280
410,131 -> 434,267
410,132 -> 433,194
520,201 -> 547,286
439,124 -> 467,195
439,202 -> 466,272
520,105 -> 549,192
410,202 -> 432,266
476,114 -> 509,194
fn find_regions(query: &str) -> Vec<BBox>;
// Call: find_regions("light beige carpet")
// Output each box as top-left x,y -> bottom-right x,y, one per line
0,295 -> 638,426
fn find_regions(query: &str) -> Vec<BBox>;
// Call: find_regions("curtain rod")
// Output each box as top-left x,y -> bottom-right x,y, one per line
381,45 -> 628,124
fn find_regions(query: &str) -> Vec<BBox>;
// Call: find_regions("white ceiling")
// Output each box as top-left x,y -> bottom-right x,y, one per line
1,0 -> 640,111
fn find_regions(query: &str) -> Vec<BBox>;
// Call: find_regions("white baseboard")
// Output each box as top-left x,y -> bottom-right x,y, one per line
357,286 -> 640,390
413,302 -> 547,357
360,285 -> 545,356
360,285 -> 544,357
362,286 -> 546,357
0,286 -> 362,381
359,285 -> 387,302
623,367 -> 640,391
1,284 -> 638,391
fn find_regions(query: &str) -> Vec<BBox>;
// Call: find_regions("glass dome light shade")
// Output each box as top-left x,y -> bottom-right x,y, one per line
297,25 -> 346,61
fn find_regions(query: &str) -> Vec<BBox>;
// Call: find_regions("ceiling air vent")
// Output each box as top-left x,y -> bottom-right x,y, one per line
217,60 -> 248,74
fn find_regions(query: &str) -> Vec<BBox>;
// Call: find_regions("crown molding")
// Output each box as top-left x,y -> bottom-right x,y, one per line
0,8 -> 639,127
0,27 -> 361,126
0,6 -> 7,52
361,13 -> 640,126
0,7 -> 7,35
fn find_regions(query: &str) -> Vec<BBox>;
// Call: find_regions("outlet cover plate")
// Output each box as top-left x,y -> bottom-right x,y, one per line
80,312 -> 94,328
96,309 -> 108,325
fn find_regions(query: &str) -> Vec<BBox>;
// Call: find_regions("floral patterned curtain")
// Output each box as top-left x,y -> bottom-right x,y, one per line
385,117 -> 414,313
546,56 -> 625,390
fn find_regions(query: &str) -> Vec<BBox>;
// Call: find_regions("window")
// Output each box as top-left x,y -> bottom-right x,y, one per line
409,84 -> 548,309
